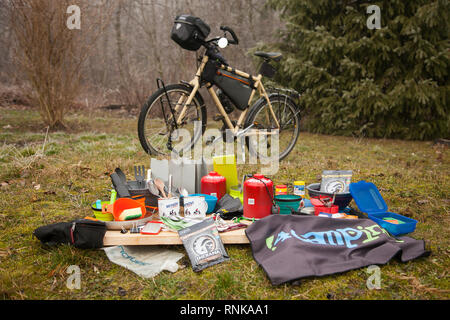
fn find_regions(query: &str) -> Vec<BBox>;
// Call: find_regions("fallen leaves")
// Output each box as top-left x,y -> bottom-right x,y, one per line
70,161 -> 93,178
0,249 -> 10,258
50,277 -> 58,291
1,179 -> 27,189
435,150 -> 443,161
394,274 -> 450,295
47,264 -> 66,278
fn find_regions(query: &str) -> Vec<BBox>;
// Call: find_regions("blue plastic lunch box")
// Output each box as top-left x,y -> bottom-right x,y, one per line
349,181 -> 417,236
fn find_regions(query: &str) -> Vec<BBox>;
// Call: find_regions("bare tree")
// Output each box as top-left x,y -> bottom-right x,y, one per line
7,0 -> 114,129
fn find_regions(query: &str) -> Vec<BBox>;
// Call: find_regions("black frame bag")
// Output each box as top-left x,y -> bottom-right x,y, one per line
171,15 -> 211,51
33,219 -> 106,249
212,69 -> 254,110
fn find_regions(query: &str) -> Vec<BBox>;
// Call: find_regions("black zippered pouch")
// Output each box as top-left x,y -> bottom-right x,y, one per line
33,219 -> 106,249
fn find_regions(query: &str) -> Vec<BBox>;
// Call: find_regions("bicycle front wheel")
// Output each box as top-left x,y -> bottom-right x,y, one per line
244,94 -> 300,161
138,84 -> 207,156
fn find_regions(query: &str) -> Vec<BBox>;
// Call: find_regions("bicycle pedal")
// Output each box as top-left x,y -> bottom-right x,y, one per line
213,114 -> 224,122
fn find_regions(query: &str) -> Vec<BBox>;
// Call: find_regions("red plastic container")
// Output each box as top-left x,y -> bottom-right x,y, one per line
314,205 -> 339,216
310,195 -> 339,216
201,171 -> 227,200
243,174 -> 274,219
111,198 -> 145,221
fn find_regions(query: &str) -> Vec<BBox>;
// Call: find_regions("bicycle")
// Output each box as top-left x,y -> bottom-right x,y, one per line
138,15 -> 301,161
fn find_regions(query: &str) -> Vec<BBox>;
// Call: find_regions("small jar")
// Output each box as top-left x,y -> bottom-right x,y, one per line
275,185 -> 288,195
293,181 -> 306,197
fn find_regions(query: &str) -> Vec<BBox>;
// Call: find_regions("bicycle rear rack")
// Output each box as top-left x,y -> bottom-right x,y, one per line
265,84 -> 301,100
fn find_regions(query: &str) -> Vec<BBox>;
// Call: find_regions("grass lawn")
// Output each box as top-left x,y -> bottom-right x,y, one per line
0,105 -> 449,300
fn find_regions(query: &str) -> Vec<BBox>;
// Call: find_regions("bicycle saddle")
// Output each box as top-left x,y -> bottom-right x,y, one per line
254,51 -> 283,62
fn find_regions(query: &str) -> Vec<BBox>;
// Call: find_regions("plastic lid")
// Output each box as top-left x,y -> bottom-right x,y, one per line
349,181 -> 388,214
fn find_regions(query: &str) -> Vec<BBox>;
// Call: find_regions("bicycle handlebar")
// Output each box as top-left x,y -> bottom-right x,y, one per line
220,26 -> 239,45
200,25 -> 240,66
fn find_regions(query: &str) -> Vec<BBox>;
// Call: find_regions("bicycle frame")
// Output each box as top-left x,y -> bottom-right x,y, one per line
175,55 -> 280,136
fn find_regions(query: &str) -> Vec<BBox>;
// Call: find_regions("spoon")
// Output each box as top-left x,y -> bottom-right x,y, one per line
154,178 -> 167,198
145,169 -> 160,197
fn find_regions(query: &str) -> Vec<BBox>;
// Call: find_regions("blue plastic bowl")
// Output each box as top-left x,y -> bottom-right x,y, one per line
368,212 -> 417,236
188,194 -> 218,214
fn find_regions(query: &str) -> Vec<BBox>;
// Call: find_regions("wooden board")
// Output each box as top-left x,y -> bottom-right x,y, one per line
103,227 -> 250,246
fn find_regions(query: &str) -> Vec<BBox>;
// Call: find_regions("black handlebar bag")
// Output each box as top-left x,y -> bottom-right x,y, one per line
171,15 -> 211,51
33,219 -> 107,249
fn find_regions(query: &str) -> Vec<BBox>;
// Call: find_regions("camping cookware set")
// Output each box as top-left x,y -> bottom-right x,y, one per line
92,157 -> 417,237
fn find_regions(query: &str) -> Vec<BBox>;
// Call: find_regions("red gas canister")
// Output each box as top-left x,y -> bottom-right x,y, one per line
201,171 -> 227,200
243,174 -> 274,219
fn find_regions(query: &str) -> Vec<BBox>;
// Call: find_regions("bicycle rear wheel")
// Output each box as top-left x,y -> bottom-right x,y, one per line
244,94 -> 300,161
138,84 -> 207,156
